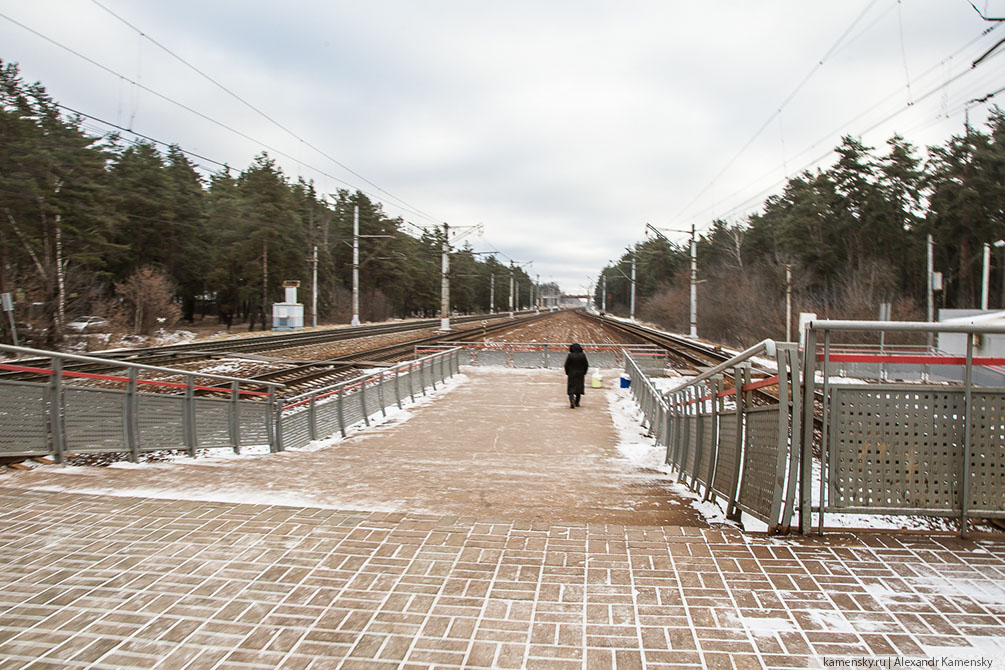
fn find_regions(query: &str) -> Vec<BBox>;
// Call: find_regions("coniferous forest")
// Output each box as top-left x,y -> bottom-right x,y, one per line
601,111 -> 1005,346
3,59 -> 1005,348
0,62 -> 545,345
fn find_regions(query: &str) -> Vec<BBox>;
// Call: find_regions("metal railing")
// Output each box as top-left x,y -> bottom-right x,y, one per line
801,320 -> 1005,536
625,341 -> 801,533
277,348 -> 461,451
432,342 -> 666,370
1,344 -> 461,462
0,344 -> 285,462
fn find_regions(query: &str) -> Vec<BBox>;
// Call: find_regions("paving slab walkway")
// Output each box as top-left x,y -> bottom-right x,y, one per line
0,368 -> 1003,669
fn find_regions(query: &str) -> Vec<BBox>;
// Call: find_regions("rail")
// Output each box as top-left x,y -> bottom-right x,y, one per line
430,342 -> 665,370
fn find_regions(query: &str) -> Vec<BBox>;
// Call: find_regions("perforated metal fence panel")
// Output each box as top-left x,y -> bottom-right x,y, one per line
0,381 -> 49,455
137,394 -> 185,451
712,411 -> 739,500
825,385 -> 1005,513
64,387 -> 126,453
195,398 -> 231,448
969,392 -> 1005,511
738,406 -> 783,523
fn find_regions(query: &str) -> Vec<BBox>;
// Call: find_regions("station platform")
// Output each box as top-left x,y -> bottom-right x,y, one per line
1,367 -> 1003,669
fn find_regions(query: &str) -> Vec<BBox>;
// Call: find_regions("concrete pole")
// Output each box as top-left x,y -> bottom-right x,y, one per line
509,263 -> 515,318
785,264 -> 792,342
602,274 -> 606,312
440,223 -> 451,331
311,245 -> 318,327
490,274 -> 495,314
981,242 -> 990,310
351,206 -> 360,326
630,254 -> 636,321
536,274 -> 540,311
927,233 -> 934,351
690,224 -> 698,337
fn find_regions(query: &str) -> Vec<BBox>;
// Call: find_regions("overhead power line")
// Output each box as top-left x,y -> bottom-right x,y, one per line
680,18 -> 1004,239
0,9 -> 446,227
87,0 -> 442,227
669,0 -> 881,226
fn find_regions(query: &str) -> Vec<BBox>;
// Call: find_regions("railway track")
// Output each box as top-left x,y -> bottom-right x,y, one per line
586,313 -> 779,394
0,311 -> 538,386
217,311 -> 555,396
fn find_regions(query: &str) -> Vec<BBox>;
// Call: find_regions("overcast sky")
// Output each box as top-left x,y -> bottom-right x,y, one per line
3,1 -> 1005,293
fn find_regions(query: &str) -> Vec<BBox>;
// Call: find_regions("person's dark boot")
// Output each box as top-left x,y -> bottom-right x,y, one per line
570,395 -> 576,409
575,395 -> 581,407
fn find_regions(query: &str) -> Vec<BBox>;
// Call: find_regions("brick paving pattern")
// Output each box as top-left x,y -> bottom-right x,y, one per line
0,368 -> 1003,669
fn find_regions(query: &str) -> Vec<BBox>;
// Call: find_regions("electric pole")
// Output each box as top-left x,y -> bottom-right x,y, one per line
311,245 -> 318,327
352,206 -> 360,326
440,223 -> 450,331
509,262 -> 515,317
630,251 -> 637,321
647,222 -> 698,337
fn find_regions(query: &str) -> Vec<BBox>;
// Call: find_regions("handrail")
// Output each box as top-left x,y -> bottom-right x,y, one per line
0,343 -> 285,388
809,319 -> 1005,334
662,338 -> 777,396
281,347 -> 460,407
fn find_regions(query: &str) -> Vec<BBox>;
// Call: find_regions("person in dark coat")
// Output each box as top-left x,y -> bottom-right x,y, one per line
564,343 -> 589,409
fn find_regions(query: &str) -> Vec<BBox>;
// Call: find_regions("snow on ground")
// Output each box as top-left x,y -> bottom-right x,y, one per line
606,382 -> 736,527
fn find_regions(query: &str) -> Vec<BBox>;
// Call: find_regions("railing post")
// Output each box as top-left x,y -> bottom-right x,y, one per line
409,363 -> 417,402
360,378 -> 370,427
126,368 -> 139,463
308,392 -> 318,441
49,357 -> 65,463
704,376 -> 722,502
962,334 -> 974,538
378,372 -> 387,418
781,344 -> 802,532
184,374 -> 197,458
800,327 -> 818,534
726,364 -> 746,521
230,381 -> 241,454
268,389 -> 280,453
337,385 -> 347,438
394,364 -> 403,409
767,344 -> 793,533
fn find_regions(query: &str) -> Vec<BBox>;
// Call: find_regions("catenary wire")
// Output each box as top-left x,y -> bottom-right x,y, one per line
87,0 -> 443,228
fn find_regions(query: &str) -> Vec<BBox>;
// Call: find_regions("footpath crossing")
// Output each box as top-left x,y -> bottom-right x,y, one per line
0,367 -> 1003,669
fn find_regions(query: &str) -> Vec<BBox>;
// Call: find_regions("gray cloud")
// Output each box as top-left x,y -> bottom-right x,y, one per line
2,1 -> 1002,291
